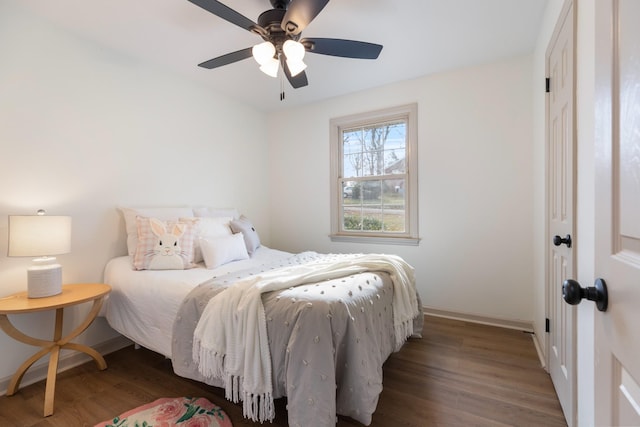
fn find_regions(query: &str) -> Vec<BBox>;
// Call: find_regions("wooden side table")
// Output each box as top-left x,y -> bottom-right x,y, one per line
0,283 -> 111,416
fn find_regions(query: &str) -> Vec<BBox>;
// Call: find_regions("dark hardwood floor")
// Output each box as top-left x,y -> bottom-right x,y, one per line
0,316 -> 567,427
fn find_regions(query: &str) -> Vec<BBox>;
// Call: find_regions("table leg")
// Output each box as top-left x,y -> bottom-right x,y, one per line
6,346 -> 53,396
62,342 -> 107,370
40,308 -> 64,416
43,345 -> 60,417
58,297 -> 107,370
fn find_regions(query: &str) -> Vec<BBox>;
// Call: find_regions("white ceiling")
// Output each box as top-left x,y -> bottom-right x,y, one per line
13,0 -> 548,112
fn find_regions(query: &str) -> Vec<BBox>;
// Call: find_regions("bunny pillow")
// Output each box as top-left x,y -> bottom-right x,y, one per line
133,217 -> 196,270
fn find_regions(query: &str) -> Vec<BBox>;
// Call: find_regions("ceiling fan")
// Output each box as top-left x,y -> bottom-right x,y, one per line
187,0 -> 383,91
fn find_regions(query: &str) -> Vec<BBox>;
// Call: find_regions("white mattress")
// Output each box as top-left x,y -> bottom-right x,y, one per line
102,246 -> 291,357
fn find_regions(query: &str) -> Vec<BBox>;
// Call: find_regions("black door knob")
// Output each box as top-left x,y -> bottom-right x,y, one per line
562,278 -> 608,312
553,234 -> 572,248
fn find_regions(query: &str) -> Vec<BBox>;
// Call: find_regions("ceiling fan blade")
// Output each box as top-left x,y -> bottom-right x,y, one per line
198,47 -> 254,69
188,0 -> 261,33
301,38 -> 383,59
281,0 -> 329,36
281,56 -> 309,89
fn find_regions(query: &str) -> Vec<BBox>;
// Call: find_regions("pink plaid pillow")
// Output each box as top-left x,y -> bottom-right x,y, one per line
132,216 -> 196,270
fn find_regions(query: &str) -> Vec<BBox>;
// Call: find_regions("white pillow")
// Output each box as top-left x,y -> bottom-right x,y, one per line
197,216 -> 233,237
120,206 -> 194,256
187,216 -> 234,263
199,234 -> 249,269
193,206 -> 240,219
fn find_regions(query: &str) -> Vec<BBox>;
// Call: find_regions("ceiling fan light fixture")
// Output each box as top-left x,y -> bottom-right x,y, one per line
252,41 -> 276,65
283,39 -> 305,61
259,58 -> 280,78
283,40 -> 306,77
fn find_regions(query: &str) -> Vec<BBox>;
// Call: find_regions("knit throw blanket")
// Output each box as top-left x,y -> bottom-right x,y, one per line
192,252 -> 419,423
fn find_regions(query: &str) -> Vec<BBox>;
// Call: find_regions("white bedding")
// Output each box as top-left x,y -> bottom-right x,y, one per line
102,246 -> 292,357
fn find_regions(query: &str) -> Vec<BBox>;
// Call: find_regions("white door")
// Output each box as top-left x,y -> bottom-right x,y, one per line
594,0 -> 640,424
546,2 -> 575,425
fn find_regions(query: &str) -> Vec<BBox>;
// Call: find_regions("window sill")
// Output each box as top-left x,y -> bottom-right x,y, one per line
329,234 -> 421,246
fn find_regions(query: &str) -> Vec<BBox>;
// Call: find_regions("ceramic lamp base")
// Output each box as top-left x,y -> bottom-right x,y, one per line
27,259 -> 62,298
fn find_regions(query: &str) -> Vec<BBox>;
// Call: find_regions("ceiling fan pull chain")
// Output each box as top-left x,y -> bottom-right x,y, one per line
280,72 -> 285,101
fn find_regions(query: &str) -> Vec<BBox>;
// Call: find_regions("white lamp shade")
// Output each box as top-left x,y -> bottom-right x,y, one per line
283,40 -> 305,61
252,41 -> 276,65
259,58 -> 280,78
8,215 -> 72,257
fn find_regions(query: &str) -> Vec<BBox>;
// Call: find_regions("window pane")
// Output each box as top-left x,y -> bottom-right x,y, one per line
387,122 -> 406,142
343,130 -> 362,154
384,148 -> 405,173
342,182 -> 354,199
362,127 -> 385,177
343,153 -> 363,178
364,211 -> 383,232
381,178 -> 405,232
361,180 -> 381,203
343,208 -> 362,231
344,122 -> 407,178
384,122 -> 406,174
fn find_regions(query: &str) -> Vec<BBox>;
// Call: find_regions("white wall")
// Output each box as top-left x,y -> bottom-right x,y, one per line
267,55 -> 535,325
0,2 -> 270,386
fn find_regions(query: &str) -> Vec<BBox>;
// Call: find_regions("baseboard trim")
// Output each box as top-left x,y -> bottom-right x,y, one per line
423,306 -> 534,332
0,335 -> 132,397
531,331 -> 547,370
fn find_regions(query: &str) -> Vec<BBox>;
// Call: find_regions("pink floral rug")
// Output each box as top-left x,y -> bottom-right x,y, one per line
95,396 -> 232,427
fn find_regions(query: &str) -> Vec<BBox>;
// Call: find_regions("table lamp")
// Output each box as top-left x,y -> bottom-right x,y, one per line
8,210 -> 72,298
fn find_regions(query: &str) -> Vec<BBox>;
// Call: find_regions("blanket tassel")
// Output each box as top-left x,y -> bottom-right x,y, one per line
243,390 -> 275,423
224,374 -> 275,423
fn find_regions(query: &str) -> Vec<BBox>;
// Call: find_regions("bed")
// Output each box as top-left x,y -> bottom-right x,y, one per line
102,208 -> 422,427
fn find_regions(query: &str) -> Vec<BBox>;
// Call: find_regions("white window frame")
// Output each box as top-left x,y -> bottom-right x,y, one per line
329,103 -> 419,245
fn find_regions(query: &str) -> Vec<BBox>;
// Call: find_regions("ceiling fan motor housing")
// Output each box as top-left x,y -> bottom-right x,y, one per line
258,8 -> 287,31
257,8 -> 293,51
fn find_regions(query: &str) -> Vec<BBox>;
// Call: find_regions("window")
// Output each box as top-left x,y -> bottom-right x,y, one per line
330,103 -> 419,244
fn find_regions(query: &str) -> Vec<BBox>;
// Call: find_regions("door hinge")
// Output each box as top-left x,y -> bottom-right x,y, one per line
545,318 -> 550,333
545,77 -> 551,93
